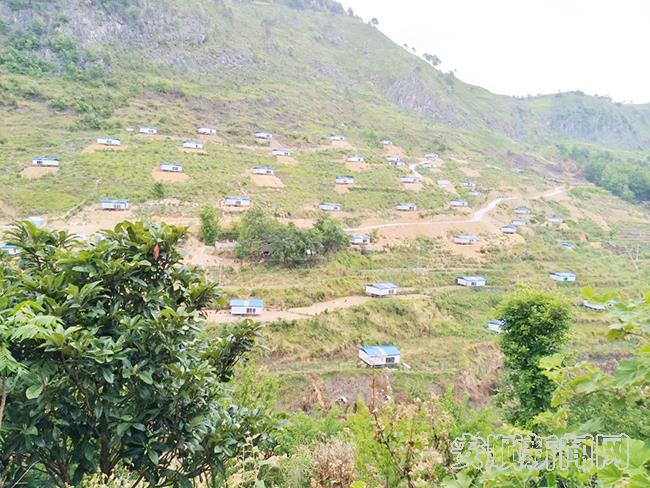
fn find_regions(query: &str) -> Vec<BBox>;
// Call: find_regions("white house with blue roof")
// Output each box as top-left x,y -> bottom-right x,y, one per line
225,196 -> 252,207
101,199 -> 129,210
487,319 -> 505,333
229,299 -> 264,316
32,157 -> 59,167
160,163 -> 183,173
358,345 -> 401,367
549,272 -> 576,282
350,234 -> 371,245
457,276 -> 486,287
97,137 -> 121,146
255,131 -> 273,140
365,282 -> 398,297
0,243 -> 19,256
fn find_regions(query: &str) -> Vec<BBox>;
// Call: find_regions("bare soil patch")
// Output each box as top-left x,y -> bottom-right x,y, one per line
461,167 -> 481,178
384,144 -> 406,158
82,143 -> 128,154
345,161 -> 370,172
329,139 -> 354,150
50,205 -> 137,238
178,147 -> 207,155
180,237 -> 240,269
246,169 -> 285,188
151,168 -> 190,183
334,184 -> 350,194
403,182 -> 422,192
276,155 -> 298,165
21,166 -> 58,179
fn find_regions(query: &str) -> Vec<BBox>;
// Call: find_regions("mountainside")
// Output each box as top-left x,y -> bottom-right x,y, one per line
2,0 -> 650,151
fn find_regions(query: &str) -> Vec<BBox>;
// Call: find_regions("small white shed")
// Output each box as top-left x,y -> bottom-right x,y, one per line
0,243 -> 19,256
583,299 -> 616,311
358,345 -> 401,368
183,140 -> 204,149
32,157 -> 59,167
501,225 -> 518,234
160,163 -> 183,173
487,320 -> 505,333
437,179 -> 451,187
225,196 -> 252,207
97,137 -> 121,146
457,276 -> 486,287
255,131 -> 273,140
395,202 -> 417,211
420,161 -> 435,169
468,190 -> 483,197
253,166 -> 274,175
319,202 -> 341,212
101,199 -> 129,211
511,219 -> 527,227
548,215 -> 563,224
424,152 -> 439,159
350,234 -> 371,245
365,282 -> 398,297
400,175 -> 420,183
449,199 -> 469,207
347,155 -> 364,163
549,272 -> 576,282
462,181 -> 477,188
454,235 -> 478,245
514,207 -> 531,215
386,156 -> 401,163
380,139 -> 393,145
329,135 -> 345,141
272,148 -> 291,156
197,127 -> 217,135
139,127 -> 158,135
335,176 -> 354,185
229,299 -> 264,316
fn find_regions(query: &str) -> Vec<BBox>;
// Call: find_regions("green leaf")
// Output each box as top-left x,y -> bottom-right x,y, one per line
102,369 -> 114,384
26,383 -> 43,399
138,370 -> 154,384
147,449 -> 160,465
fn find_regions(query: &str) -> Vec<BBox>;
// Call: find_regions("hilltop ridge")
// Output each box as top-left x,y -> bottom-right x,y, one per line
1,0 -> 650,151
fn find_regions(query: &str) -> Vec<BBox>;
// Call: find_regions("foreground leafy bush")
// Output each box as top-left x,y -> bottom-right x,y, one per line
0,220 -> 274,487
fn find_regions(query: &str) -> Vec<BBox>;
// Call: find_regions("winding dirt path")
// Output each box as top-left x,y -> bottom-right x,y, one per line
347,187 -> 564,232
206,293 -> 428,324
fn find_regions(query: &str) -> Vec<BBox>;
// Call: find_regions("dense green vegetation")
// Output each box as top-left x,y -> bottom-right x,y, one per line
0,221 -> 270,486
497,289 -> 572,425
235,208 -> 348,266
558,144 -> 650,203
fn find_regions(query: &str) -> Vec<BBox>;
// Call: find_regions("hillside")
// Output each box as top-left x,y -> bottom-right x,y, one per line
1,1 -> 650,485
2,0 -> 650,152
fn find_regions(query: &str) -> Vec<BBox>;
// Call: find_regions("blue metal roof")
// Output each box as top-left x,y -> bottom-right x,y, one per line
368,282 -> 398,289
101,199 -> 129,204
459,275 -> 486,281
230,299 -> 264,308
226,196 -> 251,201
360,345 -> 400,357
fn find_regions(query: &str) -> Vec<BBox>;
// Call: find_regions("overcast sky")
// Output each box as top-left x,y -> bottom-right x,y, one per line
340,0 -> 650,104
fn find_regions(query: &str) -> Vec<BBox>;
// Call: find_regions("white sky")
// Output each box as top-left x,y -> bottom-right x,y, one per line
340,0 -> 650,104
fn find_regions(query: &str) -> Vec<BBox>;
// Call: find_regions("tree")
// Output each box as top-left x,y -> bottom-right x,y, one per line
0,220 -> 272,487
151,182 -> 165,199
199,204 -> 220,245
369,17 -> 378,26
313,216 -> 348,254
497,289 -> 571,425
